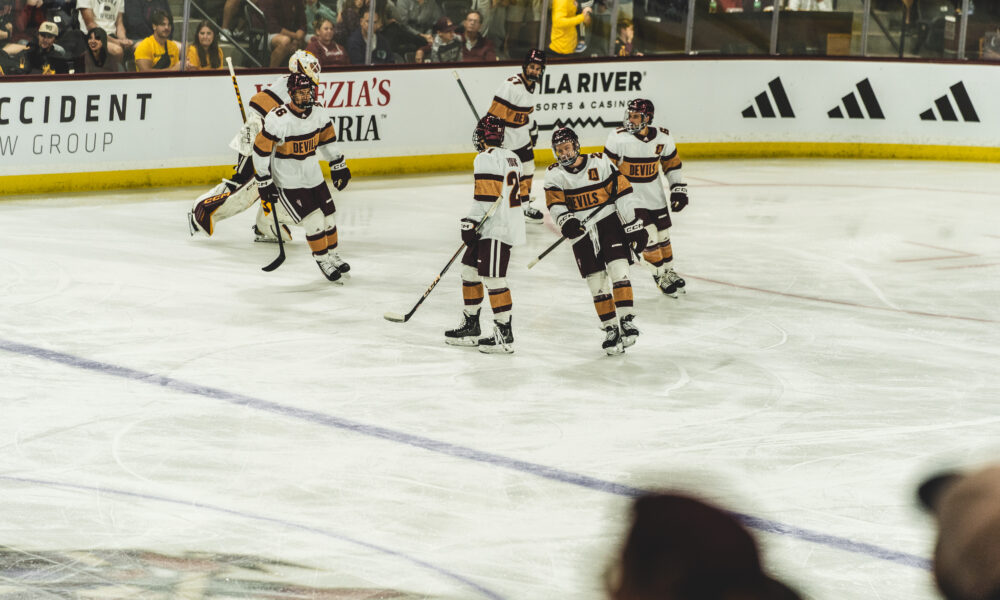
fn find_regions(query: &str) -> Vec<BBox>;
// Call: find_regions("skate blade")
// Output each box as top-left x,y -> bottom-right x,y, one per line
479,343 -> 514,354
604,344 -> 625,356
622,335 -> 637,348
445,337 -> 478,347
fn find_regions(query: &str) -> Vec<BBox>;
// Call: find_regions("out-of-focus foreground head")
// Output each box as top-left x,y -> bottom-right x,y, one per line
608,492 -> 802,600
918,465 -> 1000,600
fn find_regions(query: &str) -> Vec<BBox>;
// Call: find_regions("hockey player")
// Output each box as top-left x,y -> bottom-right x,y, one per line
444,115 -> 525,354
543,127 -> 642,355
188,50 -> 322,243
604,98 -> 689,297
487,48 -> 546,224
252,72 -> 353,282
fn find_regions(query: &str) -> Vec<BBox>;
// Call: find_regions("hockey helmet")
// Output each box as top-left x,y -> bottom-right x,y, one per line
288,50 -> 321,86
473,114 -> 505,152
551,127 -> 581,167
287,72 -> 316,110
624,98 -> 654,133
522,48 -> 546,84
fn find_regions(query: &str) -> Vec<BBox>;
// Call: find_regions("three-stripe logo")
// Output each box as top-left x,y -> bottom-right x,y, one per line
828,78 -> 884,119
919,82 -> 979,122
741,78 -> 795,118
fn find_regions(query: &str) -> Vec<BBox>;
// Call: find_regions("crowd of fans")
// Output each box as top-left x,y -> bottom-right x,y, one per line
0,0 -> 653,74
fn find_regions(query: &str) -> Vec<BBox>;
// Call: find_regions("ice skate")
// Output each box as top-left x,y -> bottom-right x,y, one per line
620,314 -> 639,348
659,268 -> 686,297
252,224 -> 292,243
478,319 -> 514,354
315,255 -> 343,283
328,252 -> 351,274
523,204 -> 544,223
602,324 -> 624,355
445,310 -> 481,346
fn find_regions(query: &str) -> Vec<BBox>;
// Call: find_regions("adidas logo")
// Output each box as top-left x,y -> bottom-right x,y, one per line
538,117 -> 623,131
920,82 -> 979,122
741,78 -> 795,119
828,78 -> 884,119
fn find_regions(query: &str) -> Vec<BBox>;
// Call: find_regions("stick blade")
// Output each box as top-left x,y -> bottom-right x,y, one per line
383,312 -> 407,323
261,251 -> 285,272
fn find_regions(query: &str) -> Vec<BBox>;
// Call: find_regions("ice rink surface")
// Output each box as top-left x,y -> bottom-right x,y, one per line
1,158 -> 999,599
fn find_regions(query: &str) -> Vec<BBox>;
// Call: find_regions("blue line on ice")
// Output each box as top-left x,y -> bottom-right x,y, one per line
0,338 -> 932,571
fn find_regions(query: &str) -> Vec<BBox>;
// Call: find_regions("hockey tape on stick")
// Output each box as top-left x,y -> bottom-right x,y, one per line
385,195 -> 504,323
227,57 -> 248,124
453,71 -> 481,121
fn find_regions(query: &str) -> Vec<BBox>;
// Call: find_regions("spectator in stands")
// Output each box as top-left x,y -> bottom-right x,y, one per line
257,0 -> 307,67
0,0 -> 14,45
123,0 -> 171,45
470,0 -> 507,50
186,19 -> 223,69
333,0 -> 362,45
347,4 -> 393,63
306,15 -> 348,65
505,0 -> 539,56
14,0 -> 47,43
305,0 -> 337,41
22,20 -> 71,72
83,25 -> 122,71
548,0 -> 590,58
133,8 -> 178,70
918,464 -> 1000,600
460,9 -> 496,61
416,15 -> 460,62
613,17 -> 641,56
608,492 -> 803,600
77,0 -> 131,58
395,0 -> 440,43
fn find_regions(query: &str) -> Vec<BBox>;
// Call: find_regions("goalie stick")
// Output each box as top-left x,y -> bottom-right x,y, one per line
384,195 -> 504,323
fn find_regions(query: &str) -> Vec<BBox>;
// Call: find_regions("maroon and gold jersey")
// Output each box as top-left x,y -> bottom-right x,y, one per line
470,147 -> 525,247
603,126 -> 683,214
543,152 -> 633,227
252,103 -> 344,190
488,74 -> 536,159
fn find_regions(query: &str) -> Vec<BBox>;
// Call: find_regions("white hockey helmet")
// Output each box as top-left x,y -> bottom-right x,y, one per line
288,50 -> 321,85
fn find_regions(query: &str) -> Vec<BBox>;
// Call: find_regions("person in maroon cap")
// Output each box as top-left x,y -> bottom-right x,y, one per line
608,492 -> 802,600
415,15 -> 461,62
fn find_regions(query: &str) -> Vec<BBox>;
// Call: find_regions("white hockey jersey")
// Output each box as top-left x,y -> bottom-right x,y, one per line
543,152 -> 633,227
603,126 -> 683,216
487,74 -> 537,161
230,74 -> 292,155
469,147 -> 526,247
252,103 -> 345,190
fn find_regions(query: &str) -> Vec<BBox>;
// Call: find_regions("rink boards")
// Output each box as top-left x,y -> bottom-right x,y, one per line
1,58 -> 998,194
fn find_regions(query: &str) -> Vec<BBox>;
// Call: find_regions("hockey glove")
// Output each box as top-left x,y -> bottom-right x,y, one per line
670,184 -> 689,212
257,177 -> 279,212
557,214 -> 585,239
330,164 -> 351,191
623,218 -> 649,255
460,218 -> 480,246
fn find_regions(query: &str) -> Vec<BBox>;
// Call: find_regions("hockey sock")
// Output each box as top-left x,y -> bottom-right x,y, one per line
519,175 -> 533,206
612,280 -> 634,312
593,293 -> 617,323
488,287 -> 512,319
324,226 -> 338,252
660,238 -> 674,265
306,231 -> 327,257
463,280 -> 484,311
642,246 -> 664,268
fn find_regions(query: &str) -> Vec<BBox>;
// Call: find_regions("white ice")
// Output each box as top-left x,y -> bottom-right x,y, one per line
1,159 -> 999,600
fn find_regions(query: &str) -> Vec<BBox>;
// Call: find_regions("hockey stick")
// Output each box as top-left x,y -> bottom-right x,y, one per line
384,195 -> 504,323
452,71 -> 481,121
227,57 -> 286,272
526,207 -> 604,269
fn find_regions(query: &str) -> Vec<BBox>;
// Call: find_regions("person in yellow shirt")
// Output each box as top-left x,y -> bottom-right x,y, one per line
185,20 -> 224,69
134,9 -> 180,71
548,0 -> 590,57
